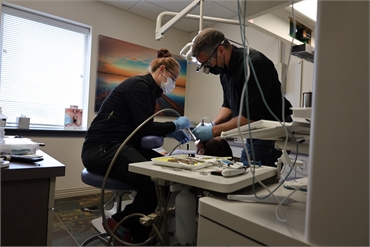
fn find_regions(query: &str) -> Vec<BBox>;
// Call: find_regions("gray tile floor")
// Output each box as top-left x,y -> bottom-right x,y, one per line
52,191 -> 181,246
52,193 -> 114,246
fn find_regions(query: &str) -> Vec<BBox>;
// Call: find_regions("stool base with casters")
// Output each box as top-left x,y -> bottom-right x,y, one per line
81,136 -> 167,246
81,168 -> 137,246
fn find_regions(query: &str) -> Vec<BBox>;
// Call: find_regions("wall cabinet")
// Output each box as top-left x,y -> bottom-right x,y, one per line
284,57 -> 314,108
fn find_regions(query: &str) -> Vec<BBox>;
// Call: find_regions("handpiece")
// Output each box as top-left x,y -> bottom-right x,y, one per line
187,128 -> 198,141
221,167 -> 246,177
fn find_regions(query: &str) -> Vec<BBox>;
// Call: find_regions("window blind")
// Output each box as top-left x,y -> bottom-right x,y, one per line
0,5 -> 90,128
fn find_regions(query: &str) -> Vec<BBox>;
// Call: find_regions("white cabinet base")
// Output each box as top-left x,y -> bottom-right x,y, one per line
197,215 -> 262,246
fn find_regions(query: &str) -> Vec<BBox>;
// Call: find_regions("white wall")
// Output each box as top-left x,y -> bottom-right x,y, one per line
1,0 -> 191,198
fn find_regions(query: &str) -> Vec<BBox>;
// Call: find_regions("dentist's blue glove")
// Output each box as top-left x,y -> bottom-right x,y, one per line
195,121 -> 215,128
172,116 -> 190,131
192,125 -> 214,142
167,130 -> 191,144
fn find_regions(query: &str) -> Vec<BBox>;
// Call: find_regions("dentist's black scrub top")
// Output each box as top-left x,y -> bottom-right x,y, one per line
220,46 -> 293,121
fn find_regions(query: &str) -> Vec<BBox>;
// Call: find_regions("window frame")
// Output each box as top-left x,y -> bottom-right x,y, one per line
0,3 -> 92,131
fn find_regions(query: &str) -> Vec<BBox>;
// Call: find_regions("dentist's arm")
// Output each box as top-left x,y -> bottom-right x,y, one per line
212,107 -> 233,125
212,115 -> 254,138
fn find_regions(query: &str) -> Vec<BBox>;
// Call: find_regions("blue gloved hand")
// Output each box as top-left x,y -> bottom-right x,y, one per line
172,116 -> 190,131
167,130 -> 191,144
195,121 -> 215,128
192,125 -> 214,142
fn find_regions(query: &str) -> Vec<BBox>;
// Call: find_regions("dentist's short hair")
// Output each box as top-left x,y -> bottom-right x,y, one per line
192,28 -> 229,57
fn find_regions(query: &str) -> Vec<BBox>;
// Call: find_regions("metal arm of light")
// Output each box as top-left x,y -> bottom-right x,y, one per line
156,11 -> 242,41
156,10 -> 301,47
156,0 -> 296,64
156,8 -> 243,63
155,0 -> 247,63
179,0 -> 203,64
155,0 -> 201,41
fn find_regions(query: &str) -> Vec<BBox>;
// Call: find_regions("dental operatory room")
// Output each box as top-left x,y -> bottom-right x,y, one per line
0,0 -> 368,246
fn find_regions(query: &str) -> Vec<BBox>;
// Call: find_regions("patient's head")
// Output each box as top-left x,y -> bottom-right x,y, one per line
196,137 -> 233,157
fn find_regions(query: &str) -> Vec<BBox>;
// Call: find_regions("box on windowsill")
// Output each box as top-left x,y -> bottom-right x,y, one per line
16,117 -> 30,129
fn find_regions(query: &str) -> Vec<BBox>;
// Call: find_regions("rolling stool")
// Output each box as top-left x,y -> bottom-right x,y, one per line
81,168 -> 137,246
81,136 -> 164,246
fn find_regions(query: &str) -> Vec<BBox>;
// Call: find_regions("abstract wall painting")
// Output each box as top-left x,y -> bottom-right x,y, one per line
95,35 -> 187,116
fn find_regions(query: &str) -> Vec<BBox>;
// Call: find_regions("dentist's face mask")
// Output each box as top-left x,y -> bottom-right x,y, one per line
209,65 -> 225,75
209,51 -> 227,75
161,74 -> 176,93
198,44 -> 226,75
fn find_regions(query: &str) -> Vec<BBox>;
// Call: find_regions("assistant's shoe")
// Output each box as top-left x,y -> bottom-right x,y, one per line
102,216 -> 132,245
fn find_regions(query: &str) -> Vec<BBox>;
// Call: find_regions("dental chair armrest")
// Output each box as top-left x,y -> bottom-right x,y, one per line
141,136 -> 164,149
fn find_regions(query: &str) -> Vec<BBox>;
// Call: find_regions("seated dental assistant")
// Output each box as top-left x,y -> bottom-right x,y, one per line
81,48 -> 190,244
191,28 -> 293,167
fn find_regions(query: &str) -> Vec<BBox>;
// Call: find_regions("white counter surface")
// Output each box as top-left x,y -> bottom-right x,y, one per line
198,184 -> 309,246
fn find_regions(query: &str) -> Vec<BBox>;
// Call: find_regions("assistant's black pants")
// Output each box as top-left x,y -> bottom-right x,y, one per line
81,142 -> 162,243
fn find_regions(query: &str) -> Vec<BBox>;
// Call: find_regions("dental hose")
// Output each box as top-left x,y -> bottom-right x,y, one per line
101,108 -> 181,246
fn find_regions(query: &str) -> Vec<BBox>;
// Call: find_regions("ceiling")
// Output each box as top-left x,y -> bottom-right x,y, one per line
99,0 -> 297,33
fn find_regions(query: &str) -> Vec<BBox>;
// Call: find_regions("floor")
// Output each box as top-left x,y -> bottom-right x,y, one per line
52,192 -> 119,246
52,191 -> 181,246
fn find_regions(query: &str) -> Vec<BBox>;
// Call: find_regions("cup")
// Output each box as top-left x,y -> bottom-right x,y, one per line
302,92 -> 312,108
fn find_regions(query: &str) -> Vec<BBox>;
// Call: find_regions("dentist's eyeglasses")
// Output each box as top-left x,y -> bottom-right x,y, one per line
196,44 -> 220,73
201,46 -> 218,68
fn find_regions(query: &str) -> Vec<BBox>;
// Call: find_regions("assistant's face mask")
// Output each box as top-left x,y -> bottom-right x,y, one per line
161,74 -> 176,93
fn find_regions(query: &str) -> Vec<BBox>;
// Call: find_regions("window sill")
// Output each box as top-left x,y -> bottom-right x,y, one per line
4,127 -> 87,137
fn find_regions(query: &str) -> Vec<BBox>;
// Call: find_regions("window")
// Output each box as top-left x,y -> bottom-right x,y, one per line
0,5 -> 91,129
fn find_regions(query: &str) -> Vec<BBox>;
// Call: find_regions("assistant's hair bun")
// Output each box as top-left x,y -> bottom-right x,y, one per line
157,48 -> 172,58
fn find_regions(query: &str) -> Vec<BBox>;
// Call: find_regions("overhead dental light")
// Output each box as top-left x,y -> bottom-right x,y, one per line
179,0 -> 204,65
179,35 -> 200,65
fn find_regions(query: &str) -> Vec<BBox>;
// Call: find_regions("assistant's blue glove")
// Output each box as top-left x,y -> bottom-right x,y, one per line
172,116 -> 190,131
192,125 -> 214,142
167,130 -> 191,144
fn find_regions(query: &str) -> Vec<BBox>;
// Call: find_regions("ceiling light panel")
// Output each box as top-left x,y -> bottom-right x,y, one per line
100,0 -> 141,11
146,0 -> 194,12
189,1 -> 238,19
212,0 -> 239,14
129,1 -> 168,21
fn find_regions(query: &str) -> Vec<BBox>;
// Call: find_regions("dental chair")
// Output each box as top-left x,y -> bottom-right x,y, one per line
80,135 -> 164,246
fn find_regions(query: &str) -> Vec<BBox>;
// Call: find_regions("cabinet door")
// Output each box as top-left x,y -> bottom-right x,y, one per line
284,58 -> 314,108
284,59 -> 303,108
197,216 -> 262,246
300,59 -> 314,106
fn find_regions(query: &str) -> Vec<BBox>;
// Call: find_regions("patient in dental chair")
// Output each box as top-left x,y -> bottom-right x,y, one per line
168,136 -> 233,158
195,136 -> 233,157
